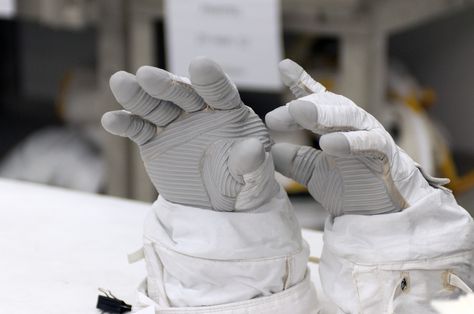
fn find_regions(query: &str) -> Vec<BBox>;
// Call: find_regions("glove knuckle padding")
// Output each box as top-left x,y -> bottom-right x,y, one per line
139,106 -> 272,211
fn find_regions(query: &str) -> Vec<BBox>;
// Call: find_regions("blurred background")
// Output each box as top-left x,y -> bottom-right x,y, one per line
1,0 -> 474,229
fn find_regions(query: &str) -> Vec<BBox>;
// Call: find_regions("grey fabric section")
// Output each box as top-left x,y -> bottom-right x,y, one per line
308,154 -> 344,217
192,74 -> 242,110
336,157 -> 399,215
138,106 -> 271,210
140,107 -> 249,159
141,98 -> 182,127
305,154 -> 400,216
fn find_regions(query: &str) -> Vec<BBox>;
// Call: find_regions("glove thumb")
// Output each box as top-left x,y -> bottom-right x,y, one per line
229,138 -> 279,210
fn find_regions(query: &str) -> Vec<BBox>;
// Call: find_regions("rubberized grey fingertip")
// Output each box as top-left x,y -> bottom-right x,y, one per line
320,133 -> 351,156
265,106 -> 300,131
189,57 -> 222,85
136,66 -> 170,95
110,71 -> 140,104
189,56 -> 241,110
271,143 -> 300,178
101,110 -> 156,145
288,100 -> 318,130
229,138 -> 265,175
101,111 -> 131,135
278,59 -> 303,87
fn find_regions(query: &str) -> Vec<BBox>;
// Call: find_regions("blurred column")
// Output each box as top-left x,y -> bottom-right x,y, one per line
127,0 -> 163,202
97,0 -> 130,198
339,27 -> 387,118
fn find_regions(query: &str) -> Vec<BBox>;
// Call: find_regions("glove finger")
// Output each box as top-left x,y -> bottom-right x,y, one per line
287,92 -> 381,134
229,138 -> 279,211
319,129 -> 394,163
101,110 -> 156,145
265,106 -> 301,132
189,56 -> 243,110
109,71 -> 181,127
228,138 -> 266,176
136,66 -> 206,112
271,143 -> 320,186
278,59 -> 326,98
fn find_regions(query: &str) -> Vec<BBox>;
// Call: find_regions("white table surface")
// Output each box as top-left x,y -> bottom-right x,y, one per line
0,179 -> 323,313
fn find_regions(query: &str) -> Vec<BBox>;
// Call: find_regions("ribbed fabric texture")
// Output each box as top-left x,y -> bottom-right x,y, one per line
203,140 -> 240,211
120,85 -> 181,127
127,115 -> 156,145
154,74 -> 206,112
337,157 -> 398,215
306,154 -> 399,216
192,74 -> 242,110
140,106 -> 271,210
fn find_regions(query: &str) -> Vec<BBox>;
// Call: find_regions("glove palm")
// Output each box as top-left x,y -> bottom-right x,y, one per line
102,57 -> 277,211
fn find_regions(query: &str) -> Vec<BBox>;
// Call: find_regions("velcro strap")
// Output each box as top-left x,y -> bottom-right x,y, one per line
127,247 -> 145,264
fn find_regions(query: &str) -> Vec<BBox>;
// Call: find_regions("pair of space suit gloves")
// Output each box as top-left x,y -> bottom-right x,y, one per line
102,58 -> 474,313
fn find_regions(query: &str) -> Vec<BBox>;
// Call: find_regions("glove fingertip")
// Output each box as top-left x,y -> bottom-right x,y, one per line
287,100 -> 319,131
229,138 -> 265,176
188,56 -> 223,86
265,106 -> 301,131
319,133 -> 351,156
101,110 -> 131,136
109,71 -> 139,104
278,58 -> 303,87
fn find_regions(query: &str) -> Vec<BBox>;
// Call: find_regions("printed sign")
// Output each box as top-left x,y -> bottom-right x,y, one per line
165,0 -> 283,91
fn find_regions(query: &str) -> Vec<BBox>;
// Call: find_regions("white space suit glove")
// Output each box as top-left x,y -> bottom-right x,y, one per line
102,57 -> 278,211
266,59 -> 449,217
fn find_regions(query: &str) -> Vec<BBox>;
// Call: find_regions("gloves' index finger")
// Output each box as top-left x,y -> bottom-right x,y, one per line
287,92 -> 382,134
278,59 -> 326,98
136,66 -> 206,112
109,71 -> 181,127
189,57 -> 242,110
